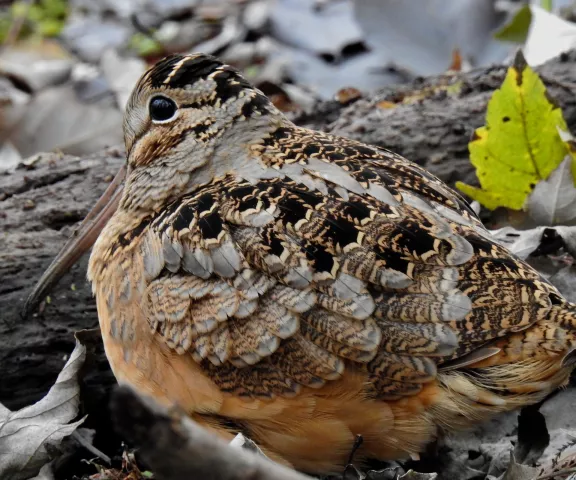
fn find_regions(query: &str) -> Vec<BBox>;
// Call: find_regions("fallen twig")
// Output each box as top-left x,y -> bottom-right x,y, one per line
3,0 -> 34,48
71,430 -> 111,465
537,467 -> 576,480
110,386 -> 313,480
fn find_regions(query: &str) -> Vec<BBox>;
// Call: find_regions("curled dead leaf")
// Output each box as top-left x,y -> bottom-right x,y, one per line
0,339 -> 86,480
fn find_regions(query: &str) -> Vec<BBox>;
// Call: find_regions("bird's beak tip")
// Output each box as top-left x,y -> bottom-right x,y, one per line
21,165 -> 126,317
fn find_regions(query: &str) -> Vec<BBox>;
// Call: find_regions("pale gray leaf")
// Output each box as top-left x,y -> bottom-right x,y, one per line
66,0 -> 143,18
0,76 -> 32,137
542,263 -> 576,303
29,463 -> 55,480
490,226 -> 547,260
0,340 -> 86,480
496,452 -> 538,480
9,84 -> 123,157
0,57 -> 72,93
526,156 -> 576,226
144,0 -> 201,21
100,49 -> 146,111
271,0 -> 363,57
524,5 -> 576,66
399,471 -> 438,480
0,141 -> 22,171
492,224 -> 576,260
230,433 -> 268,458
555,226 -> 576,257
353,0 -> 513,75
154,19 -> 214,52
268,1 -> 409,98
192,13 -> 246,57
272,43 -> 403,99
490,225 -> 576,302
243,0 -> 271,31
61,18 -> 131,64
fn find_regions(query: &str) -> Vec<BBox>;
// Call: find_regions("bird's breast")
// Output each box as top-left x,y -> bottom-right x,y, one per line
90,229 -> 227,415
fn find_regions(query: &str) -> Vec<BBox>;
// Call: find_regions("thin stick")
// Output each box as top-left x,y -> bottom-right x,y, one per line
71,430 -> 111,465
110,386 -> 313,480
537,467 -> 576,480
3,0 -> 34,48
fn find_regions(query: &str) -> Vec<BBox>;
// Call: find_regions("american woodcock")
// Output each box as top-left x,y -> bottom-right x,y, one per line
25,53 -> 576,474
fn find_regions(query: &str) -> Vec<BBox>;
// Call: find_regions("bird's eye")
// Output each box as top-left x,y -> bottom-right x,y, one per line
149,96 -> 178,123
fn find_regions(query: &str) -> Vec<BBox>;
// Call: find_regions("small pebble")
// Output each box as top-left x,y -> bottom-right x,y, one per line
22,199 -> 36,210
335,87 -> 362,105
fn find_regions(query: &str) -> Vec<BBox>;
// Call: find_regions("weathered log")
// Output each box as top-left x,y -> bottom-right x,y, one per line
2,51 -> 576,412
1,150 -> 123,410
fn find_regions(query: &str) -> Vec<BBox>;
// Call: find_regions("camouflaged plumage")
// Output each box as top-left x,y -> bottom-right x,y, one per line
84,53 -> 576,472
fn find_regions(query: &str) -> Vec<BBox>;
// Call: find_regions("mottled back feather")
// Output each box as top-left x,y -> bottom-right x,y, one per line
92,119 -> 561,401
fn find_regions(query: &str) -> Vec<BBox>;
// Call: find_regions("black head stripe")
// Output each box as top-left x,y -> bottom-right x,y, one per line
211,68 -> 253,102
147,54 -> 225,90
147,54 -> 186,88
241,93 -> 271,117
166,56 -> 224,89
141,53 -> 271,117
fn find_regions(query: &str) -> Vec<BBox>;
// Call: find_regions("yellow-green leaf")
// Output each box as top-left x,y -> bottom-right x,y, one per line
129,32 -> 163,58
493,4 -> 532,43
541,0 -> 553,12
456,51 -> 569,210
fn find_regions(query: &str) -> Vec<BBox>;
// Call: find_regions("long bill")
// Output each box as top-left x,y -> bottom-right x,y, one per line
21,165 -> 127,318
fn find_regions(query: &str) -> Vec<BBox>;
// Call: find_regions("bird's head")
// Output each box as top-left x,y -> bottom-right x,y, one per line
121,53 -> 282,212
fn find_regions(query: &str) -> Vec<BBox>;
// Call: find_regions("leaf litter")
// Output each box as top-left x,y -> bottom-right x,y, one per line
456,50 -> 570,211
0,338 -> 86,480
4,2 -> 576,480
526,156 -> 576,226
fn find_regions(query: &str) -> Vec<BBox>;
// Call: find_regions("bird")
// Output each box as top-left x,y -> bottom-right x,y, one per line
24,53 -> 576,474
